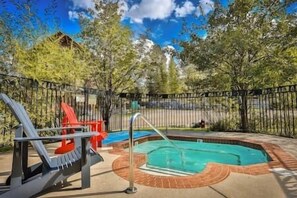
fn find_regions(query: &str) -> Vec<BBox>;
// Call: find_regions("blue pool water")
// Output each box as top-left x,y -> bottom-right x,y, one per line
134,140 -> 270,173
102,130 -> 154,145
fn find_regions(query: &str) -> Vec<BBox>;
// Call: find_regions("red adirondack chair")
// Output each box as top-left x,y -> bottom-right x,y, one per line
55,102 -> 108,154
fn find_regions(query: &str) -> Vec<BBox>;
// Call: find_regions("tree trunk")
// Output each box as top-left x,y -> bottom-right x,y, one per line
240,92 -> 248,132
104,114 -> 110,132
101,90 -> 114,132
101,101 -> 110,132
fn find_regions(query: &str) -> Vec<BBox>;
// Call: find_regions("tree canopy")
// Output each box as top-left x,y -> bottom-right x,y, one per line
179,0 -> 297,131
80,0 -> 152,130
180,0 -> 297,91
0,0 -> 87,84
80,1 -> 147,93
145,45 -> 168,94
168,56 -> 182,93
15,37 -> 87,84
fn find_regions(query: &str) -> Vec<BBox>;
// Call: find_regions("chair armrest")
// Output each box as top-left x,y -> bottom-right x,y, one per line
81,120 -> 105,124
65,121 -> 101,125
14,132 -> 97,142
36,126 -> 89,133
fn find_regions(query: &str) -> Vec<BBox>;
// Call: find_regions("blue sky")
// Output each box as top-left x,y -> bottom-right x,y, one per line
65,0 -> 226,48
1,0 -> 228,48
1,0 -> 296,49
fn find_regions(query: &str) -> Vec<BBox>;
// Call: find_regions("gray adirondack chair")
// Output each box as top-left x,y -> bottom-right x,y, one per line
0,93 -> 104,198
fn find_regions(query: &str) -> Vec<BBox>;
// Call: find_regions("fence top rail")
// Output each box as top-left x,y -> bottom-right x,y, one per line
0,73 -> 104,94
1,73 -> 297,98
119,85 -> 297,99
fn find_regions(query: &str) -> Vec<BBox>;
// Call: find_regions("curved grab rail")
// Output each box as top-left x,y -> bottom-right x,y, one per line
125,113 -> 180,194
125,113 -> 141,194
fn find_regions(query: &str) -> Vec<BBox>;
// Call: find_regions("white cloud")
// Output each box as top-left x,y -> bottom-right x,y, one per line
175,1 -> 195,17
68,11 -> 80,21
126,0 -> 176,23
70,0 -> 95,10
133,39 -> 155,60
165,52 -> 171,69
68,10 -> 90,21
118,0 -> 129,19
144,39 -> 154,50
68,0 -> 95,21
163,45 -> 176,69
170,18 -> 178,23
166,45 -> 175,50
162,41 -> 171,46
196,0 -> 214,16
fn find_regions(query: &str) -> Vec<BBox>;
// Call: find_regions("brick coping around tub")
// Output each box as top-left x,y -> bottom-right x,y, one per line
110,136 -> 297,188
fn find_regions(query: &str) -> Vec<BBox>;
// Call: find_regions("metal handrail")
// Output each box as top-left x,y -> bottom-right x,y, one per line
125,112 -> 141,194
125,113 -> 180,194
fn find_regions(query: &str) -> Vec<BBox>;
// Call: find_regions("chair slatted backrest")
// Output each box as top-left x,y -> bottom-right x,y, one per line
0,94 -> 51,166
61,102 -> 80,125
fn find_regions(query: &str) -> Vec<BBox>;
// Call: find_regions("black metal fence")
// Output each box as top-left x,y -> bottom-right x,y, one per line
1,73 -> 297,147
0,74 -> 106,146
117,87 -> 297,138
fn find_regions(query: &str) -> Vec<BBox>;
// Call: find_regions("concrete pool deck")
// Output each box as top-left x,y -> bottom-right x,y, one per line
1,131 -> 297,198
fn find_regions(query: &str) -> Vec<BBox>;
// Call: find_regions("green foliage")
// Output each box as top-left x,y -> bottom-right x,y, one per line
158,63 -> 169,93
15,39 -> 87,84
182,64 -> 202,91
210,118 -> 240,132
145,45 -> 183,94
80,1 -> 144,92
0,14 -> 16,74
0,145 -> 13,152
80,1 -> 148,130
0,1 -> 84,144
168,57 -> 182,93
180,0 -> 297,91
146,45 -> 168,94
179,0 -> 297,131
0,0 -> 85,85
1,0 -> 59,47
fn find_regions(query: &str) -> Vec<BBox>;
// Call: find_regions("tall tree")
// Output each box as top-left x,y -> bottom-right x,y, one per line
181,0 -> 297,90
168,57 -> 181,93
158,63 -> 169,93
146,45 -> 168,94
182,64 -> 213,92
80,0 -> 148,130
180,0 -> 297,130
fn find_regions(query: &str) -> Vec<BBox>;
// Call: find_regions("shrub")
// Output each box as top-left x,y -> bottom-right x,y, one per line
210,119 -> 239,131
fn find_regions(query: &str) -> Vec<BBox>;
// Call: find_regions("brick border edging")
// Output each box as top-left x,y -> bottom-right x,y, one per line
110,136 -> 297,188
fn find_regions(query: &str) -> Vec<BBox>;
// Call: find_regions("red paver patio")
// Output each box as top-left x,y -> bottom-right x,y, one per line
110,136 -> 297,188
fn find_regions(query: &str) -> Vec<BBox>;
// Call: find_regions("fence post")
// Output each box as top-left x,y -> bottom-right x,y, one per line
120,97 -> 123,131
84,88 -> 89,122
